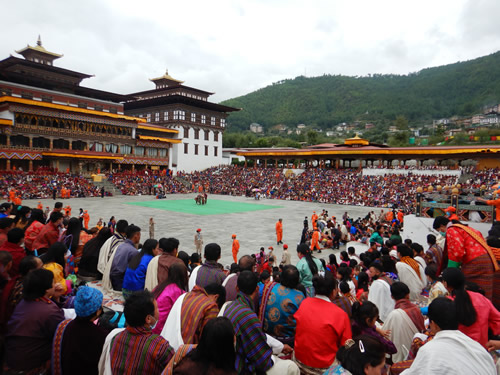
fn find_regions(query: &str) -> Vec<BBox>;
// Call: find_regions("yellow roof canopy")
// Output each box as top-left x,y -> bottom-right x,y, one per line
138,135 -> 182,144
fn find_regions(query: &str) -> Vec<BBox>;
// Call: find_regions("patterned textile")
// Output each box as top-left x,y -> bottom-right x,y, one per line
399,257 -> 422,280
262,283 -> 305,338
195,261 -> 226,288
394,299 -> 425,332
379,273 -> 395,286
323,361 -> 351,374
305,286 -> 315,297
428,281 -> 448,303
161,344 -> 196,375
293,354 -> 329,375
332,295 -> 352,318
390,360 -> 414,375
223,292 -> 273,374
109,326 -> 174,375
446,225 -> 488,265
258,281 -> 277,323
462,253 -> 495,301
342,292 -> 357,305
180,286 -> 219,344
425,244 -> 443,267
453,224 -> 499,271
51,319 -> 72,375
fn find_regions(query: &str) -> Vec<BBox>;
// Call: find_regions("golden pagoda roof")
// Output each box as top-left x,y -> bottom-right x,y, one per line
344,134 -> 369,146
149,69 -> 184,84
15,36 -> 63,58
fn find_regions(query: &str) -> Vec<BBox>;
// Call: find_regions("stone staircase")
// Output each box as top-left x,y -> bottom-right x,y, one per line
458,173 -> 473,184
91,177 -> 122,196
175,175 -> 192,190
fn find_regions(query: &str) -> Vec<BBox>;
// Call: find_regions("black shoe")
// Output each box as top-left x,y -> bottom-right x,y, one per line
318,250 -> 322,253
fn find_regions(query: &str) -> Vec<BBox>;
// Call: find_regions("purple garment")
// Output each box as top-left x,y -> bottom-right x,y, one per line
351,321 -> 397,354
110,239 -> 138,290
6,298 -> 65,371
196,261 -> 226,289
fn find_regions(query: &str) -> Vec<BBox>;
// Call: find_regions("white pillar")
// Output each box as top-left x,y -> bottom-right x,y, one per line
168,146 -> 172,170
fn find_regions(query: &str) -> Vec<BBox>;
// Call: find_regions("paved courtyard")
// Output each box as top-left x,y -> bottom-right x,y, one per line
26,194 -> 377,266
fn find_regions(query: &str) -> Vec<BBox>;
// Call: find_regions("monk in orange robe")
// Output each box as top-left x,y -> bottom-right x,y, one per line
310,228 -> 321,253
397,210 -> 404,223
13,196 -> 22,206
37,201 -> 43,210
8,189 -> 16,203
231,234 -> 240,263
83,210 -> 90,229
311,211 -> 318,227
275,218 -> 283,245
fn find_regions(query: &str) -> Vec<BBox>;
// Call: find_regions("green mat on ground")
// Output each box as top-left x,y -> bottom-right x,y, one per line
126,198 -> 282,215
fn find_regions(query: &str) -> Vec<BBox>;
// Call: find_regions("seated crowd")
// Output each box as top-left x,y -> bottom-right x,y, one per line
0,199 -> 500,374
2,166 -> 499,214
110,170 -> 189,196
0,168 -> 103,200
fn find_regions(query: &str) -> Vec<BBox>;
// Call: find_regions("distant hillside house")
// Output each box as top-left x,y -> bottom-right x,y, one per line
471,114 -> 485,124
365,123 -> 375,130
250,123 -> 263,133
297,124 -> 306,129
479,113 -> 499,125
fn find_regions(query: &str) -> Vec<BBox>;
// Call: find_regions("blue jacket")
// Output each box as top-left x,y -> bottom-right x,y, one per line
122,254 -> 153,291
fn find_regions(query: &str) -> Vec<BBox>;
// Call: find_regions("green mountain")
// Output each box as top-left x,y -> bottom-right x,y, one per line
220,51 -> 500,132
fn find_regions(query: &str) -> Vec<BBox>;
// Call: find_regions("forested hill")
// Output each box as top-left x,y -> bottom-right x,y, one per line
220,51 -> 500,131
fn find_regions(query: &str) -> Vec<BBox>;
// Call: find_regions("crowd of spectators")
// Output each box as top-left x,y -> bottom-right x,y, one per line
0,168 -> 102,200
110,170 -> 189,196
1,197 -> 499,374
1,166 -> 498,215
180,166 -> 465,213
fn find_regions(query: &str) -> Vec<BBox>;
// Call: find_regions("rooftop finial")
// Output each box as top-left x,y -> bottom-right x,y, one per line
37,35 -> 42,46
166,69 -> 168,75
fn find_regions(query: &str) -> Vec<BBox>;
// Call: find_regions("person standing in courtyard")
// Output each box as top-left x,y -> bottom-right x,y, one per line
194,228 -> 203,256
231,234 -> 239,264
83,210 -> 90,230
149,217 -> 155,239
281,244 -> 291,266
276,218 -> 283,245
310,227 -> 321,253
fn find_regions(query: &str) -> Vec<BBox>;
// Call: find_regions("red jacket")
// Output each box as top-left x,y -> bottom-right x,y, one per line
0,242 -> 26,278
24,221 -> 45,252
32,222 -> 60,252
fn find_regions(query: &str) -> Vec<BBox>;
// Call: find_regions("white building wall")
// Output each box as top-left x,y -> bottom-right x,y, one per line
171,125 -> 224,173
0,110 -> 14,121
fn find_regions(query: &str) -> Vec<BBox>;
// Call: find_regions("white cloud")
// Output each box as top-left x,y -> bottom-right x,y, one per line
1,0 -> 500,102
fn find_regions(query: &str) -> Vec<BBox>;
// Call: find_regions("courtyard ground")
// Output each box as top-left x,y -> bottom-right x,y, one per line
26,193 -> 377,266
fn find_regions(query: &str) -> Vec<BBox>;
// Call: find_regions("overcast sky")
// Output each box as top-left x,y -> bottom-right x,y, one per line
3,0 -> 500,102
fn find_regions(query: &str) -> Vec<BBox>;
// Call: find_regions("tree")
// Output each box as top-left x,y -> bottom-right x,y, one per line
388,131 -> 409,146
306,130 -> 319,145
394,116 -> 409,131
